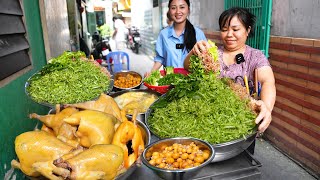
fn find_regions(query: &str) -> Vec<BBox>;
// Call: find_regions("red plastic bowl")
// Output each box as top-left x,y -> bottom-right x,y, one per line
143,68 -> 189,94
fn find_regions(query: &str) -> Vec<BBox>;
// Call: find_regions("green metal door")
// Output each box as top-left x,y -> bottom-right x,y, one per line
225,0 -> 272,57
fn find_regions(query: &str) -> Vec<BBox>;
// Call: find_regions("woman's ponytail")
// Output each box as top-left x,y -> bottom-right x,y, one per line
184,19 -> 196,52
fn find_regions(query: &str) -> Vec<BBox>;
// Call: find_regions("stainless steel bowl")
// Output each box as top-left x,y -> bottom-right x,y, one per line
110,89 -> 160,122
210,132 -> 256,162
25,72 -> 113,108
141,137 -> 215,180
113,70 -> 142,90
145,104 -> 257,162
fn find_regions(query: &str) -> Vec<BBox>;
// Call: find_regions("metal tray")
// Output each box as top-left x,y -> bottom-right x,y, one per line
190,150 -> 261,180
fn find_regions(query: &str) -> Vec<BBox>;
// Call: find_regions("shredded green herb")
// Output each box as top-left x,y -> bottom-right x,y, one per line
26,51 -> 111,105
147,42 -> 256,144
148,72 -> 256,144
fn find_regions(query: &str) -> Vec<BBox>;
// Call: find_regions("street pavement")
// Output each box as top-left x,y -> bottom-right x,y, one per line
124,48 -> 154,77
117,48 -> 318,180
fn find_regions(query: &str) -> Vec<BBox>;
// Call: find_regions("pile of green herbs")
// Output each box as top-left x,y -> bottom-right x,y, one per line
26,51 -> 111,105
148,42 -> 256,144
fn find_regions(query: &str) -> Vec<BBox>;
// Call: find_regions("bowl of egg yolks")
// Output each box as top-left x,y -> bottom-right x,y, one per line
141,137 -> 215,180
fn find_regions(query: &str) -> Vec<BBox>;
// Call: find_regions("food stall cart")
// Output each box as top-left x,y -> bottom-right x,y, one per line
18,52 -> 263,179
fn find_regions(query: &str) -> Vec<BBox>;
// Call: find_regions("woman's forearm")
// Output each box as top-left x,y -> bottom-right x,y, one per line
254,67 -> 276,132
151,62 -> 163,71
260,81 -> 276,111
258,67 -> 276,111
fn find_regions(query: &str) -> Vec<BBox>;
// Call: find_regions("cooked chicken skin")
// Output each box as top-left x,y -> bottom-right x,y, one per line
112,110 -> 145,168
13,95 -> 145,179
29,107 -> 79,135
11,131 -> 74,178
67,93 -> 122,121
55,144 -> 124,180
29,107 -> 80,147
40,124 -> 55,135
63,110 -> 120,148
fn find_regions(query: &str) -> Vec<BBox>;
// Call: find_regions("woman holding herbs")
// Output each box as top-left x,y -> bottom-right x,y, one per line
145,0 -> 207,77
184,7 -> 276,136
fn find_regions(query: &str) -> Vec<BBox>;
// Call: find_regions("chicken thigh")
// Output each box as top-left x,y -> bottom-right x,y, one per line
54,144 -> 124,180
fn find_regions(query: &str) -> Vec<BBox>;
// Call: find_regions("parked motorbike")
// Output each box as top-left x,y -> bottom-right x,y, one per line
126,26 -> 141,54
91,31 -> 112,61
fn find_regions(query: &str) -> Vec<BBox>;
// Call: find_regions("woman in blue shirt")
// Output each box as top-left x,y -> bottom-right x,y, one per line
146,0 -> 207,76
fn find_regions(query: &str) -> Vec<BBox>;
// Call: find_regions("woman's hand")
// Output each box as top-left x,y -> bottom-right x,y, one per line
254,100 -> 272,133
145,62 -> 162,77
254,67 -> 276,135
191,40 -> 211,56
144,72 -> 151,77
184,40 -> 211,70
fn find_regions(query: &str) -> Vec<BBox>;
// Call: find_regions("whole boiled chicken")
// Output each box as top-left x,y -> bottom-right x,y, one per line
11,130 -> 76,179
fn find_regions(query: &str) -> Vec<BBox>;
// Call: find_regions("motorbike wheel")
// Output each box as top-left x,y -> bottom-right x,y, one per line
134,43 -> 139,54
